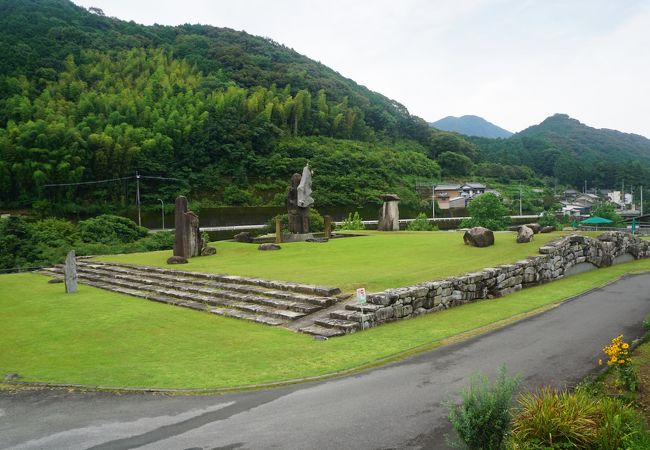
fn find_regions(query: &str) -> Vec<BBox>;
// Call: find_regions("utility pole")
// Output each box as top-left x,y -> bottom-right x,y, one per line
136,171 -> 141,227
519,186 -> 522,216
584,179 -> 587,193
431,184 -> 436,220
641,186 -> 644,216
158,198 -> 165,230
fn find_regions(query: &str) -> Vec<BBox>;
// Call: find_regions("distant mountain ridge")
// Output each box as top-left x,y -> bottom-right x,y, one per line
430,115 -> 512,138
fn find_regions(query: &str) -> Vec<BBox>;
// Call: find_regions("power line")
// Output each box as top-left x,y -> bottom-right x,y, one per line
43,176 -> 133,187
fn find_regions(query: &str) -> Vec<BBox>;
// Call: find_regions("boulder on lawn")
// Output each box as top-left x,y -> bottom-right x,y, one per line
507,225 -> 522,232
524,223 -> 541,234
463,227 -> 494,247
167,255 -> 188,264
540,226 -> 555,233
201,246 -> 216,256
258,243 -> 281,251
233,231 -> 254,243
517,225 -> 534,243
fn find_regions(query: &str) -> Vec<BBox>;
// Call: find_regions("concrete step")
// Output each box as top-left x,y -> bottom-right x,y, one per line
298,324 -> 346,338
344,303 -> 383,313
329,310 -> 376,324
314,317 -> 360,333
75,266 -> 320,314
210,308 -> 286,326
79,260 -> 341,297
78,263 -> 338,307
73,271 -> 304,321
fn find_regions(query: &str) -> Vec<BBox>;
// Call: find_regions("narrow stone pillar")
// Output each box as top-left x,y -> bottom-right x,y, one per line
377,194 -> 400,231
275,217 -> 283,244
64,250 -> 77,293
324,215 -> 332,239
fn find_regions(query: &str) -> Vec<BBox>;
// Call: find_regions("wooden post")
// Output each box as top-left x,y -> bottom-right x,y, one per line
275,217 -> 282,244
324,215 -> 332,239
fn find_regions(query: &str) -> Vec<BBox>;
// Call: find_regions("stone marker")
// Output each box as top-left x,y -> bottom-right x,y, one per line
259,243 -> 281,251
377,194 -> 400,231
517,225 -> 534,243
275,217 -> 282,244
540,225 -> 555,233
234,231 -> 254,243
173,196 -> 201,258
288,166 -> 313,234
463,227 -> 494,247
324,215 -> 332,239
64,250 -> 78,293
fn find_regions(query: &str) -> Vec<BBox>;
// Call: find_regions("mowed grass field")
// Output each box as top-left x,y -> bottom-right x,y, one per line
98,230 -> 573,292
2,257 -> 650,389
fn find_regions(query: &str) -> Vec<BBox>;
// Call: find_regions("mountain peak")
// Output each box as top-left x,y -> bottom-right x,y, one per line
429,115 -> 512,139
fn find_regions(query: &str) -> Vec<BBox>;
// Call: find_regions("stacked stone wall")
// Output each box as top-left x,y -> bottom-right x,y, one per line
365,232 -> 650,326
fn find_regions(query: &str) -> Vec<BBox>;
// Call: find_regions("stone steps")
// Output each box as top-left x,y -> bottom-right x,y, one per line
43,261 -> 342,328
73,266 -> 320,315
313,317 -> 360,333
297,324 -> 346,338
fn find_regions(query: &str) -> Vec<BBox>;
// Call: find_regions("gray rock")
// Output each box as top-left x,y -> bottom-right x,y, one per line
200,246 -> 217,256
48,278 -> 63,284
64,250 -> 77,293
540,226 -> 555,233
517,225 -> 534,243
167,255 -> 188,264
259,243 -> 281,251
4,373 -> 20,381
233,231 -> 254,243
524,223 -> 541,234
463,227 -> 495,247
173,196 -> 201,259
378,194 -> 400,231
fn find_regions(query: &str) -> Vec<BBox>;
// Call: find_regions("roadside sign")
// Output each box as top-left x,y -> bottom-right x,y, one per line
356,287 -> 366,305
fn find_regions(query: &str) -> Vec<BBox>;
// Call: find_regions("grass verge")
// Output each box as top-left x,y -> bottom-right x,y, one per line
2,257 -> 650,390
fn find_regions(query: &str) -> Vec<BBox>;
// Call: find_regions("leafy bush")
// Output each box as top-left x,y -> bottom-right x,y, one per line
538,210 -> 559,230
78,214 -> 148,244
267,209 -> 325,233
407,213 -> 436,231
447,365 -> 520,450
338,212 -> 365,230
509,387 -> 650,449
590,202 -> 623,226
460,193 -> 511,231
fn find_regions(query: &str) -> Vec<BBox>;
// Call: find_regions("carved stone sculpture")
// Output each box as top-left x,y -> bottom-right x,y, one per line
64,250 -> 78,293
174,196 -> 201,258
377,194 -> 400,231
288,167 -> 312,234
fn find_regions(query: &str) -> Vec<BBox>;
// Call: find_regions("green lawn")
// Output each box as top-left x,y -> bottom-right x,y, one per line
98,231 -> 572,292
2,258 -> 650,389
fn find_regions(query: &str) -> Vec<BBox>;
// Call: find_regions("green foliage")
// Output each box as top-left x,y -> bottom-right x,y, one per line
78,214 -> 148,244
439,151 -> 474,177
267,209 -> 325,233
338,212 -> 365,230
538,210 -> 559,230
509,387 -> 650,449
0,216 -> 37,270
643,313 -> 650,330
589,202 -> 623,226
407,213 -> 435,231
446,365 -> 521,450
460,193 -> 511,231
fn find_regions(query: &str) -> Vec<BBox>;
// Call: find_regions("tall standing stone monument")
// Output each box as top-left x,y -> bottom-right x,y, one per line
64,250 -> 77,293
287,164 -> 314,235
173,196 -> 201,258
377,194 -> 400,231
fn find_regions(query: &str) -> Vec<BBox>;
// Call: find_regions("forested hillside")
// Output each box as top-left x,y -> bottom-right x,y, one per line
0,0 -> 457,214
470,114 -> 650,189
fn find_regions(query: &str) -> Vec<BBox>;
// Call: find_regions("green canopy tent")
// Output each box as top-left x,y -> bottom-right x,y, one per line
580,216 -> 613,225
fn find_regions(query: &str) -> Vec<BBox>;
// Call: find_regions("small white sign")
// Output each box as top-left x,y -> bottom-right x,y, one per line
356,287 -> 366,305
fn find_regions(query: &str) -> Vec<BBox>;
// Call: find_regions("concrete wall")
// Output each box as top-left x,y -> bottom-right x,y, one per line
362,232 -> 650,328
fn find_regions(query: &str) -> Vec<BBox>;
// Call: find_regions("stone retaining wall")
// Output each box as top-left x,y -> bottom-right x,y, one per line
365,232 -> 650,326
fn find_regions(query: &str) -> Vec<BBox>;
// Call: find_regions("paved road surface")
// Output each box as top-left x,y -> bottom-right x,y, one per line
2,274 -> 650,450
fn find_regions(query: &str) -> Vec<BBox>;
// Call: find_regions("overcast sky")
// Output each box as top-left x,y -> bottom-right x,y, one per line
73,0 -> 650,137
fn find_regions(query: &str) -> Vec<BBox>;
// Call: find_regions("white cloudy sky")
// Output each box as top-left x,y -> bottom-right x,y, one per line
73,0 -> 650,137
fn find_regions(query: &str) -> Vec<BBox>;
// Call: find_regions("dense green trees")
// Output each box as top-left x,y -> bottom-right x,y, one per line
460,193 -> 511,230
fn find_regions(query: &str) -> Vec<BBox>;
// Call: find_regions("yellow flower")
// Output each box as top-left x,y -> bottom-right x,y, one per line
619,359 -> 625,364
598,359 -> 603,366
622,343 -> 630,349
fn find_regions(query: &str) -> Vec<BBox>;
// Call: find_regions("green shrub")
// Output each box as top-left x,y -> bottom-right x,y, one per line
338,212 -> 365,230
267,209 -> 325,233
78,214 -> 148,244
447,365 -> 520,450
538,210 -> 559,230
407,213 -> 436,231
460,193 -> 511,231
509,387 -> 650,449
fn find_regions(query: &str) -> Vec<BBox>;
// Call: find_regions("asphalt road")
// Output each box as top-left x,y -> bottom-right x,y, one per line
2,274 -> 650,450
